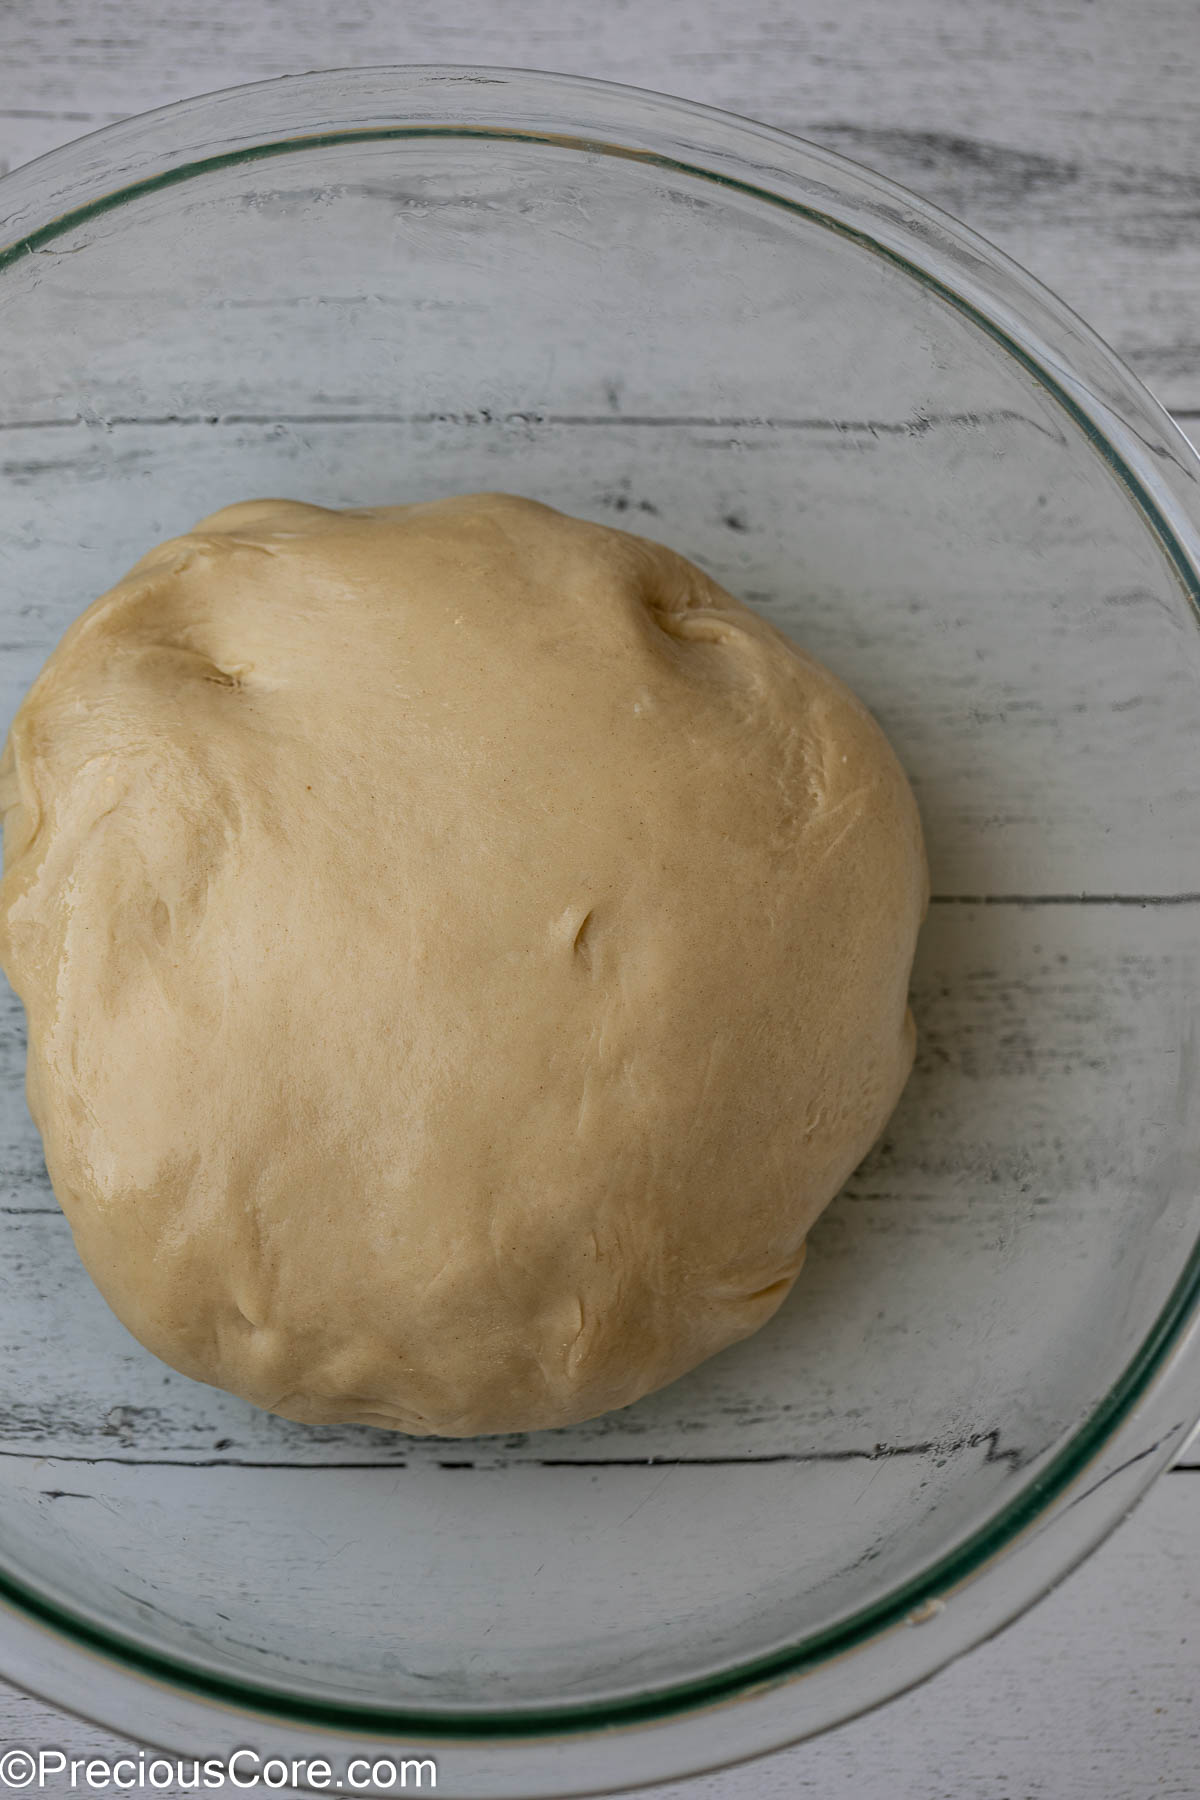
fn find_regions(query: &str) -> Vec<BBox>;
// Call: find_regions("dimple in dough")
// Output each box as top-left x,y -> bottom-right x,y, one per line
0,494 -> 927,1437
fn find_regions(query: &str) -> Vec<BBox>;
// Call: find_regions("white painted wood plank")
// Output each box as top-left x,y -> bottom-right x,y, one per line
625,1470 -> 1200,1800
2,901 -> 1195,1468
3,0 -> 1200,411
4,408 -> 1200,896
2,4 -> 1199,1793
0,1456 -> 1010,1707
0,1470 -> 1194,1798
0,896 -> 1193,1788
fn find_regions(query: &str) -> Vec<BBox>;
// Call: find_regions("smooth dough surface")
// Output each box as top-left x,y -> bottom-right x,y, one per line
0,494 -> 927,1436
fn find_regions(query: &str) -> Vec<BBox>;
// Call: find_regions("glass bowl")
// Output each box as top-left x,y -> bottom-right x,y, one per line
1,66 -> 1199,1800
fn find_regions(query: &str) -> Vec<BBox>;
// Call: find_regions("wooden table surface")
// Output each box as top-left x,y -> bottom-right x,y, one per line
0,2 -> 1197,1795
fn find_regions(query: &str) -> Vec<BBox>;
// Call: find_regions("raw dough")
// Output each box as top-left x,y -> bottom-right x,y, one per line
0,494 -> 926,1436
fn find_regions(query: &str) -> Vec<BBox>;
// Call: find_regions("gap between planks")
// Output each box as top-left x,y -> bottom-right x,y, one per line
9,1447 -> 1200,1461
0,407 -> 1188,434
928,894 -> 1200,907
4,1429 -> 1198,1474
0,1427 -> 1026,1472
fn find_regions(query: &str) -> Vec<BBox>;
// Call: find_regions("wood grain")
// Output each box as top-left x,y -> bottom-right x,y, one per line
1,900 -> 1195,1472
2,3 -> 1199,1794
4,406 -> 1200,897
0,1473 -> 1195,1800
3,0 -> 1200,411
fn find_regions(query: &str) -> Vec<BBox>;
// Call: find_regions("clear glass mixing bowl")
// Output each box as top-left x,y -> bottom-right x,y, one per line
1,66 -> 1199,1799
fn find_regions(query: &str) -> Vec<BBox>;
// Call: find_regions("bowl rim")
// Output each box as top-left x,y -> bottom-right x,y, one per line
2,60 -> 1200,1795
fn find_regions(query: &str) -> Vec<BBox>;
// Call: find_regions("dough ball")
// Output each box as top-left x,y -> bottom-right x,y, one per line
0,494 -> 926,1436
